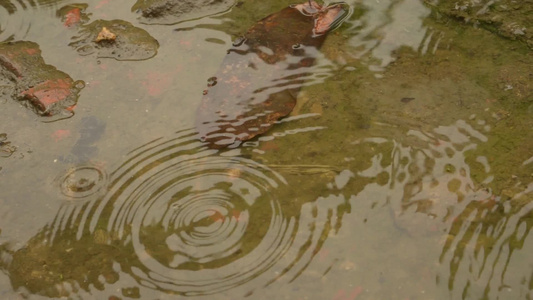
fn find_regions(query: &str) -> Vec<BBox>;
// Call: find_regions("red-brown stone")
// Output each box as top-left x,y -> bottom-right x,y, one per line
20,78 -> 75,114
0,41 -> 83,117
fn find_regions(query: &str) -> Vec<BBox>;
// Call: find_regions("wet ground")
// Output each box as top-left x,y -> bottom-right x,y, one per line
0,0 -> 532,299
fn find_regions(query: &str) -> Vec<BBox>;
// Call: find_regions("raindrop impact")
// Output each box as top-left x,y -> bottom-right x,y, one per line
58,165 -> 107,199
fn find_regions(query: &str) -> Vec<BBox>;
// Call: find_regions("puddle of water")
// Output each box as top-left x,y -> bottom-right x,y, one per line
0,0 -> 531,299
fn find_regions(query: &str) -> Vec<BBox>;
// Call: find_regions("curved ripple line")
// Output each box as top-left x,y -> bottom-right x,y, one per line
0,0 -> 58,42
438,192 -> 533,299
74,129 -> 294,295
35,127 -> 350,299
57,164 -> 107,199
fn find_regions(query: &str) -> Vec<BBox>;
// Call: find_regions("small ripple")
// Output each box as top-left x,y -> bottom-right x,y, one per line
57,164 -> 107,199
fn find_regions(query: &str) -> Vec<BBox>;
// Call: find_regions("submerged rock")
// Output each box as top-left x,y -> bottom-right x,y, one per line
56,3 -> 90,28
196,1 -> 349,148
69,19 -> 159,61
0,41 -> 84,118
132,0 -> 235,25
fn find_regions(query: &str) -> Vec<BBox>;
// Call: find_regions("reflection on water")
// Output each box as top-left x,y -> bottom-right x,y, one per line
439,186 -> 533,299
4,113 -> 530,298
389,120 -> 492,234
341,0 -> 434,74
0,0 -> 531,299
346,114 -> 532,298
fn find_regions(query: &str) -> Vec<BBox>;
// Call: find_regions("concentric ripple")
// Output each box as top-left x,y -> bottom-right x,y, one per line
68,129 -> 295,295
0,0 -> 58,42
35,128 -> 348,298
57,164 -> 107,199
117,155 -> 287,293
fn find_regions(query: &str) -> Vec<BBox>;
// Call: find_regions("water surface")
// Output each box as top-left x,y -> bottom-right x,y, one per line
0,0 -> 531,299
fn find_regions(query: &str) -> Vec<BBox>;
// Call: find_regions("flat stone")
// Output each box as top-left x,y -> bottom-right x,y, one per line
19,78 -> 77,114
0,41 -> 84,118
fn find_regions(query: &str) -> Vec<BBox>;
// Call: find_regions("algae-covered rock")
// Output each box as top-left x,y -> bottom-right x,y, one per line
69,19 -> 159,61
132,0 -> 235,25
0,41 -> 84,118
424,0 -> 532,49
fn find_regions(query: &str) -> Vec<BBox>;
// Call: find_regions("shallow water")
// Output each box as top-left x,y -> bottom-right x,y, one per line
0,0 -> 532,299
